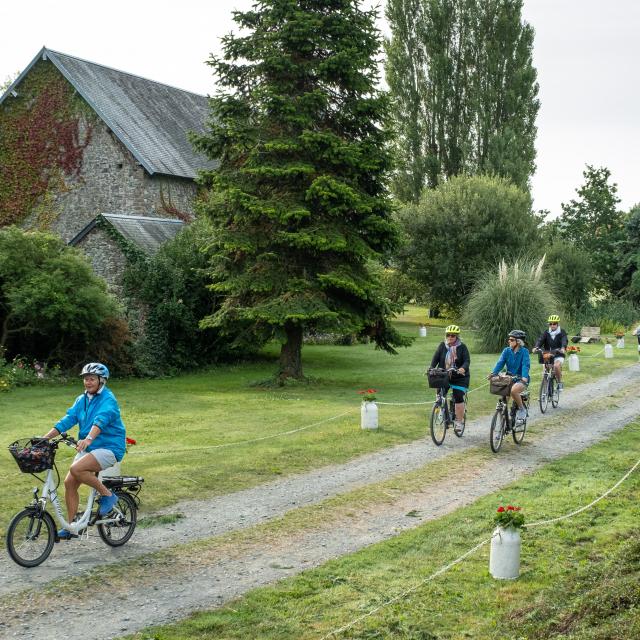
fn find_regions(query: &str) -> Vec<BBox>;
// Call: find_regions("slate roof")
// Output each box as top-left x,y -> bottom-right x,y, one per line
0,47 -> 218,179
69,214 -> 186,255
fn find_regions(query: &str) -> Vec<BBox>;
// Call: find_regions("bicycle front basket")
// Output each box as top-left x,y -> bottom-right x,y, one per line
427,368 -> 449,389
489,375 -> 513,396
8,438 -> 55,473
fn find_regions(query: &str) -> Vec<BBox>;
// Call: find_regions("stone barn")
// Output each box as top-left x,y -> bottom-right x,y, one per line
0,47 -> 216,290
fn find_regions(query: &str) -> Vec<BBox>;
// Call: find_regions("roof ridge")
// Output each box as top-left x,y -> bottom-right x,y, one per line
45,48 -> 210,99
102,213 -> 186,223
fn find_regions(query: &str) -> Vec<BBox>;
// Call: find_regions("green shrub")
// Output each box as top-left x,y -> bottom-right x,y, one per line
543,240 -> 593,313
569,299 -> 639,335
123,218 -> 260,375
396,174 -> 540,311
0,227 -> 131,371
464,257 -> 559,353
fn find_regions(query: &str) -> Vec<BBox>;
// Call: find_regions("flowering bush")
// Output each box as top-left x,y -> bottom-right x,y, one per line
615,330 -> 625,338
0,352 -> 67,391
358,388 -> 378,402
494,505 -> 525,530
566,345 -> 581,353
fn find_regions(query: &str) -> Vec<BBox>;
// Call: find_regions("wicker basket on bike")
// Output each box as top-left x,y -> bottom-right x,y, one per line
8,438 -> 56,473
489,374 -> 514,396
427,367 -> 450,389
537,351 -> 556,365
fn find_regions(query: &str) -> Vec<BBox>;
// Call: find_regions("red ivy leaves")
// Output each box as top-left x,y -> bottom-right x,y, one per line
0,75 -> 93,225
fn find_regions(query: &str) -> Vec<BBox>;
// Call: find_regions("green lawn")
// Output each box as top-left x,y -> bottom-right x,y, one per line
1,306 -> 636,526
123,420 -> 640,640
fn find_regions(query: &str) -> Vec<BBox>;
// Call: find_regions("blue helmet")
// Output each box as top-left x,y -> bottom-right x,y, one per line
80,362 -> 110,379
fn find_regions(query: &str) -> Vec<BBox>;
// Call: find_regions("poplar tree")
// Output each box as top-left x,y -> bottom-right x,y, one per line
385,0 -> 539,201
193,0 -> 409,382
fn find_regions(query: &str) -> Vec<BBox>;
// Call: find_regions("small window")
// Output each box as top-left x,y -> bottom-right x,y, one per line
116,163 -> 123,170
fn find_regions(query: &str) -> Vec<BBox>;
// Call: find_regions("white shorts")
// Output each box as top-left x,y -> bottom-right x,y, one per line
73,448 -> 117,471
554,357 -> 565,364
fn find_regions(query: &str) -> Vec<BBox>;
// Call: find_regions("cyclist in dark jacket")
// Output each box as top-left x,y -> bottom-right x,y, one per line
430,324 -> 470,434
533,314 -> 568,390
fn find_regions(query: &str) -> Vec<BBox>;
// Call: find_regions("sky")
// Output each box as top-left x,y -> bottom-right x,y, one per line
0,0 -> 638,216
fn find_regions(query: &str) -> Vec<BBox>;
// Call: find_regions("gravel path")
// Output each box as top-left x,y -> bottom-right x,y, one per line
1,365 -> 639,639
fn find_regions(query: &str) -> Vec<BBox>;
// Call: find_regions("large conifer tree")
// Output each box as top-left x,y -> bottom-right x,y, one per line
193,0 -> 408,382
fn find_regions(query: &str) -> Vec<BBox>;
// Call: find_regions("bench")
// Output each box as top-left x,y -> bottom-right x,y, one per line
571,326 -> 601,344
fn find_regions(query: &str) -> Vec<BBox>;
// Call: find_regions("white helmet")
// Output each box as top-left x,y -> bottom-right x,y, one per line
80,362 -> 110,379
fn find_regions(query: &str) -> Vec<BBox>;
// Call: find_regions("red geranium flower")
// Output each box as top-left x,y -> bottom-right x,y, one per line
497,506 -> 505,513
126,437 -> 137,445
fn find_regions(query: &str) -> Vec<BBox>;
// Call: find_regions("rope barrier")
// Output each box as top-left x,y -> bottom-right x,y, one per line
320,450 -> 640,639
376,380 -> 490,406
126,409 -> 357,457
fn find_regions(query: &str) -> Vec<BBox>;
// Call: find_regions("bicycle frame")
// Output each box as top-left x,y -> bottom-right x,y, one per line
35,468 -> 120,535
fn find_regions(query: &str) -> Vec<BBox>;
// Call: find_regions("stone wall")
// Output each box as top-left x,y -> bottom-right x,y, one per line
41,117 -> 198,243
73,225 -> 129,298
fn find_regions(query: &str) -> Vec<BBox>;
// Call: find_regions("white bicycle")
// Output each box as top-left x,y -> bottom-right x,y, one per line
6,434 -> 143,567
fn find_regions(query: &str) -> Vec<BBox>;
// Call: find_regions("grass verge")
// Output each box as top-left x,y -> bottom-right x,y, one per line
121,419 -> 640,640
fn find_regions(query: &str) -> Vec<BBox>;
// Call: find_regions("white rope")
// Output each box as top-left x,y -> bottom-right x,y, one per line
127,409 -> 357,457
319,537 -> 491,640
376,380 -> 490,406
581,347 -> 606,358
528,455 -> 640,528
320,450 -> 640,639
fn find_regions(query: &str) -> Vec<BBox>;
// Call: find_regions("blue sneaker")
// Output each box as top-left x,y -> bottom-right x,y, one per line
98,492 -> 119,516
57,528 -> 77,540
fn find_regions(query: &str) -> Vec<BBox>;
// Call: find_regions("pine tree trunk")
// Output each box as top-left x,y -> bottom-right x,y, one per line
278,323 -> 304,382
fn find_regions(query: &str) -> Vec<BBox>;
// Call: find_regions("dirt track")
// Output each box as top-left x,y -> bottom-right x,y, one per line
0,364 -> 639,639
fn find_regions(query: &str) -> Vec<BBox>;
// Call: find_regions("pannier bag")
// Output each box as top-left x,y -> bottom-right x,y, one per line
9,438 -> 56,473
428,368 -> 449,389
489,375 -> 514,396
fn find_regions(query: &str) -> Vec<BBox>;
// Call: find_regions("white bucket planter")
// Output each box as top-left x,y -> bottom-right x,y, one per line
419,325 -> 427,338
616,338 -> 625,348
568,353 -> 580,372
360,401 -> 378,430
604,343 -> 614,359
489,526 -> 521,580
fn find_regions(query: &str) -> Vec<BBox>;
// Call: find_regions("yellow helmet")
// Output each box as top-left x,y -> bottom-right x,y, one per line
548,314 -> 560,323
445,324 -> 460,334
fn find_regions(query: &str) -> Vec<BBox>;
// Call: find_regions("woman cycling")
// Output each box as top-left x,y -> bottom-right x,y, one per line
430,325 -> 470,434
490,329 -> 530,426
41,362 -> 126,539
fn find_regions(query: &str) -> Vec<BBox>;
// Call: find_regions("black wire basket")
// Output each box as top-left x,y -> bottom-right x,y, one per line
427,368 -> 449,389
8,438 -> 56,473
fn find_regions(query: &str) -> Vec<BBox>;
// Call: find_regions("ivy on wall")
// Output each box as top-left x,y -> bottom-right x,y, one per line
0,61 -> 94,228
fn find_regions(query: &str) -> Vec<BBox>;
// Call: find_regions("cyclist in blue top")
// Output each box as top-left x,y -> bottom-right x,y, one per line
490,329 -> 530,425
42,363 -> 126,539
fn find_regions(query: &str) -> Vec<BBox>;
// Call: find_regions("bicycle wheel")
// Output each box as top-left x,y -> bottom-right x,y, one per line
97,492 -> 137,547
513,397 -> 529,444
430,400 -> 447,446
6,508 -> 56,567
490,409 -> 506,453
550,377 -> 559,408
538,374 -> 549,414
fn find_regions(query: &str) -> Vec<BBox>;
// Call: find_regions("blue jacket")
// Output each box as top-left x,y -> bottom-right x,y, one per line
55,387 -> 126,461
492,347 -> 530,380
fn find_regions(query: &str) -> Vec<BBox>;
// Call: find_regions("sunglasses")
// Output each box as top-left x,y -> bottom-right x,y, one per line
446,333 -> 458,338
507,337 -> 517,342
549,322 -> 558,326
